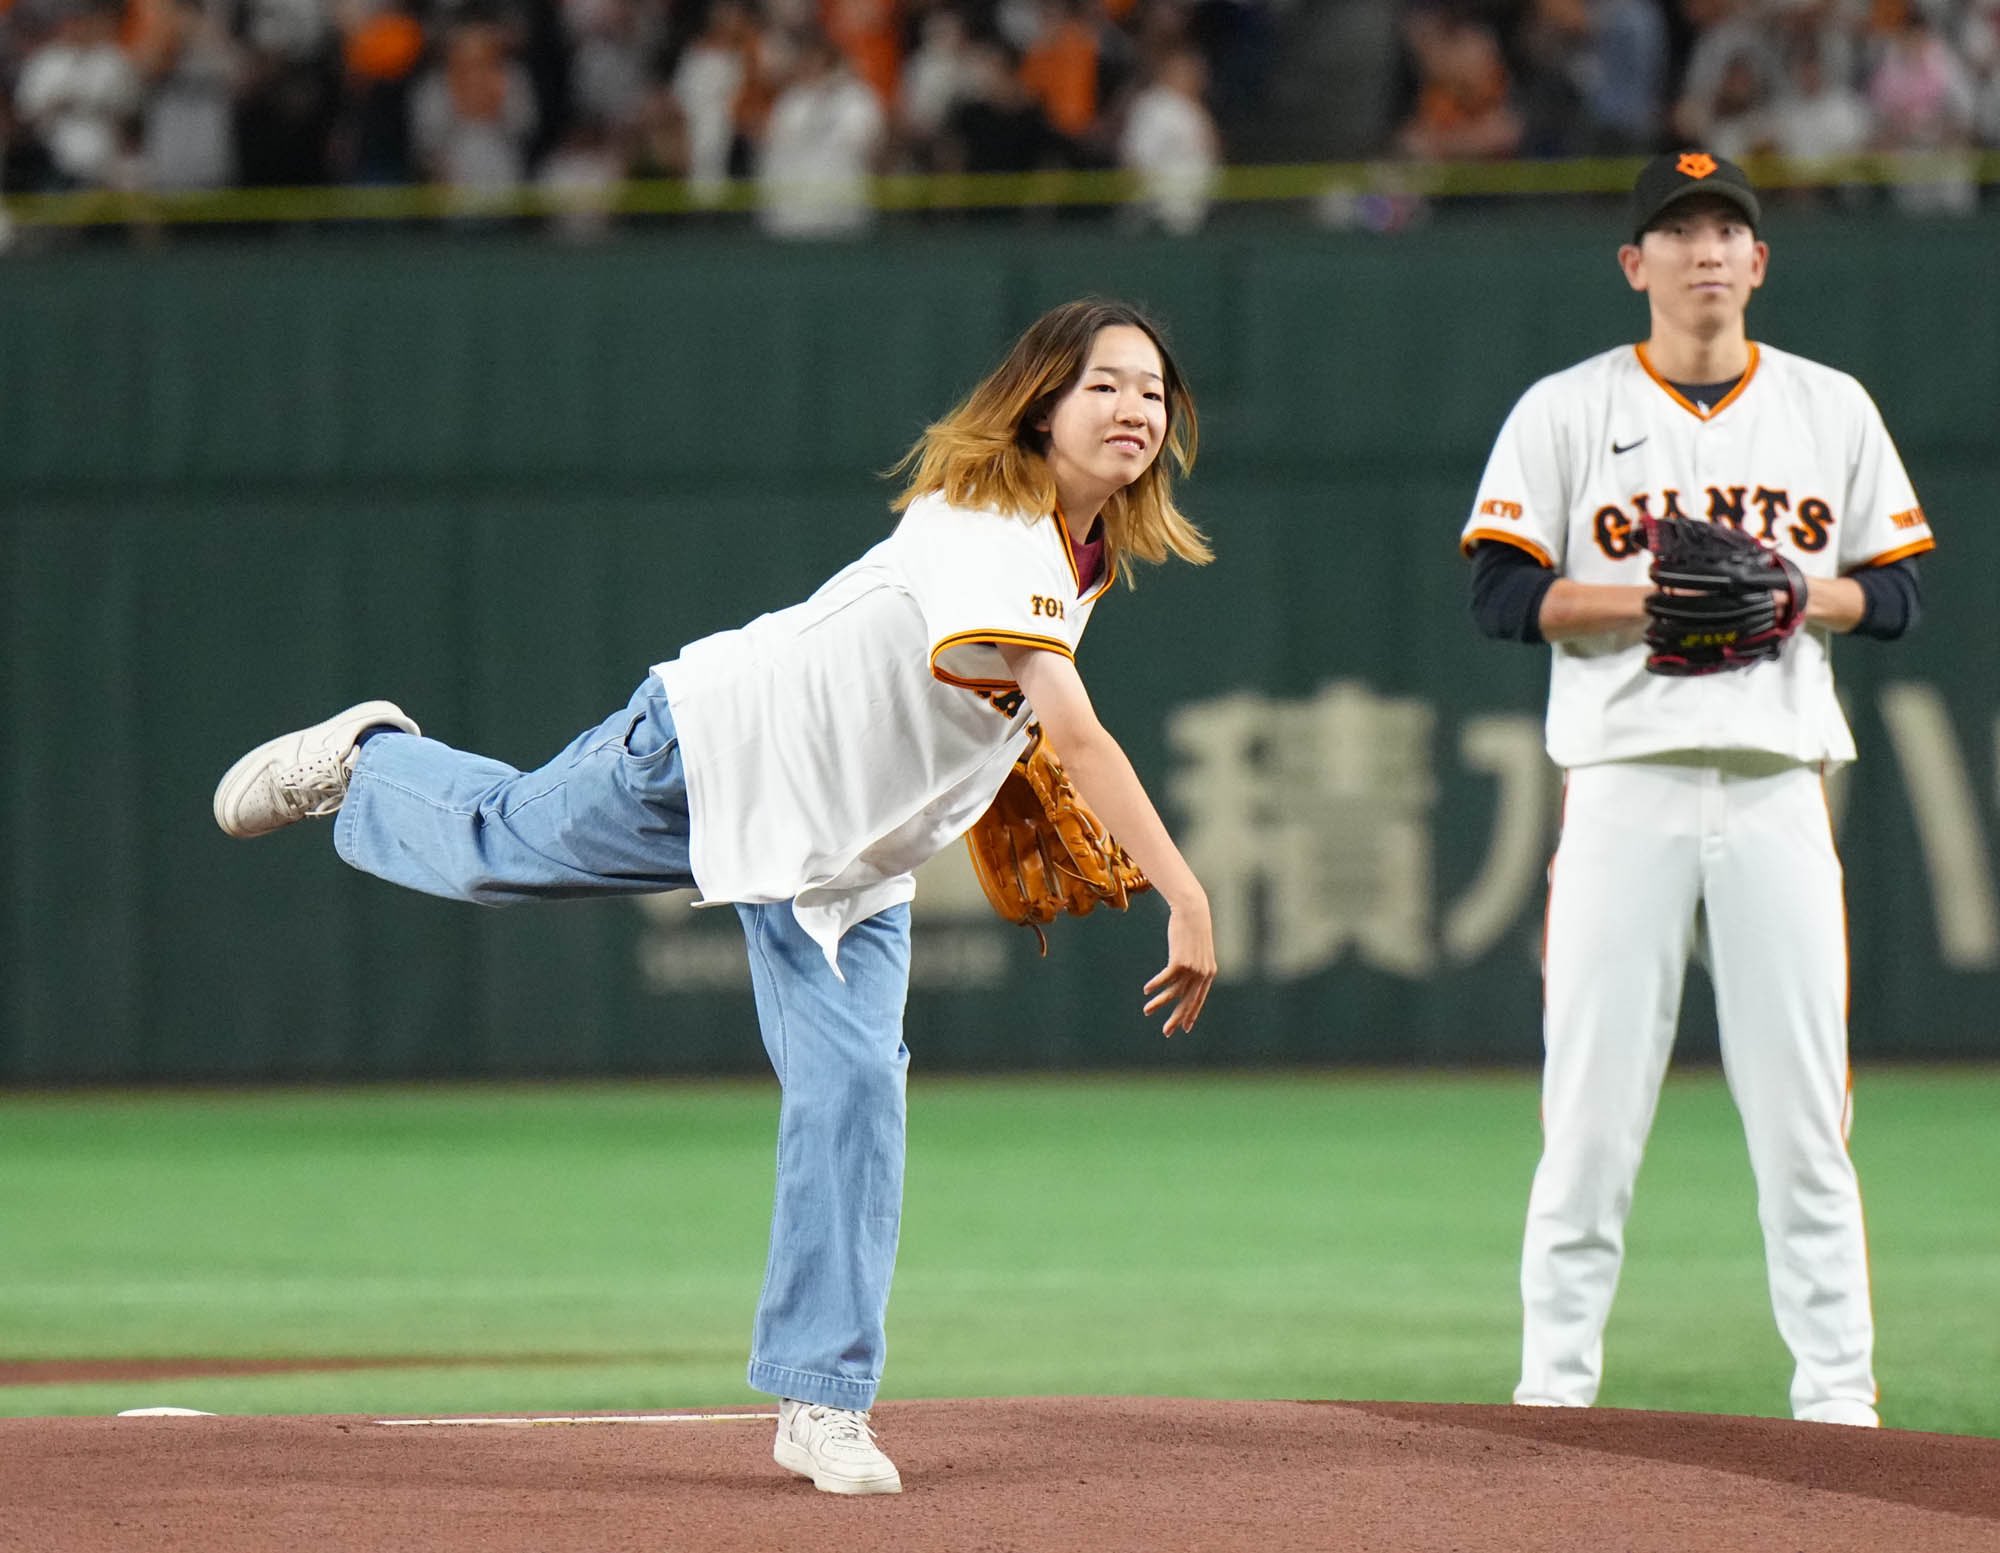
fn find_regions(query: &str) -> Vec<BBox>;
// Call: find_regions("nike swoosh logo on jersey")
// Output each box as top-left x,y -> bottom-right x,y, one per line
1611,437 -> 1648,454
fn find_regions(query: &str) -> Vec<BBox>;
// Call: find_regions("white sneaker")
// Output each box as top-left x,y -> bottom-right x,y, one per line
213,701 -> 419,839
1798,1400 -> 1880,1427
772,1399 -> 902,1495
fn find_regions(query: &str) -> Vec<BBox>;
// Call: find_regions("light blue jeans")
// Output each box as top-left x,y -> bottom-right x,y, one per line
333,676 -> 911,1411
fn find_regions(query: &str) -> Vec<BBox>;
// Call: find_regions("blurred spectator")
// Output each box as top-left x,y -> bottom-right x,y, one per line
1868,4 -> 1976,144
1968,0 -> 2000,143
756,26 -> 883,235
1516,0 -> 1589,154
410,20 -> 540,199
992,0 -> 1040,51
1964,0 -> 2000,72
1018,0 -> 1099,151
243,0 -> 331,64
669,0 -> 761,199
1117,42 -> 1216,231
896,2 -> 974,165
1395,6 -> 1523,158
538,109 -> 622,234
566,0 -> 648,135
1763,0 -> 1863,99
134,0 -> 243,189
1703,45 -> 1776,158
1125,0 -> 1194,70
1867,4 -> 1977,211
935,37 -> 1066,174
1517,0 -> 1666,154
1767,29 -> 1872,161
334,3 -> 425,183
1671,0 -> 1778,142
1590,0 -> 1670,149
13,0 -> 141,189
626,77 -> 689,178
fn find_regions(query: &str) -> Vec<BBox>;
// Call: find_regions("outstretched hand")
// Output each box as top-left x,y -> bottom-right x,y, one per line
996,645 -> 1216,1035
1143,900 -> 1216,1037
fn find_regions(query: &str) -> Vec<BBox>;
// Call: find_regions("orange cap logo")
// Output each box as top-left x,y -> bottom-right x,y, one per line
1677,152 -> 1718,179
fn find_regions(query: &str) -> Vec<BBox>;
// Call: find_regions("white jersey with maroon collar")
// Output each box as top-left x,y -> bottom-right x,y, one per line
1461,340 -> 1935,769
655,491 -> 1114,968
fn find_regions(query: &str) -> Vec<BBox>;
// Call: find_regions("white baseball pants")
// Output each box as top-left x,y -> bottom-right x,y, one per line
1516,754 -> 1877,1422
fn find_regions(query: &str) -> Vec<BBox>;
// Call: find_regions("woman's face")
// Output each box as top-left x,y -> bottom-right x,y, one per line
1039,325 -> 1170,514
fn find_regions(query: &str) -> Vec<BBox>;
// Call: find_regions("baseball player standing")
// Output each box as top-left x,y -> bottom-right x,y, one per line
213,298 -> 1218,1492
1461,152 -> 1934,1426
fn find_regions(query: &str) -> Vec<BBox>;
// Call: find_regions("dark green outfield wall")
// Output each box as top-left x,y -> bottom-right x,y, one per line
5,214 -> 1998,1080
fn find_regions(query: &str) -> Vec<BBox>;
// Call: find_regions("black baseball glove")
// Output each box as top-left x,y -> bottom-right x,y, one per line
1637,515 -> 1806,676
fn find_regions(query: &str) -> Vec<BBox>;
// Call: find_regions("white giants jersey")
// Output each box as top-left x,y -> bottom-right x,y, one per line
654,491 -> 1113,965
1462,342 -> 1935,769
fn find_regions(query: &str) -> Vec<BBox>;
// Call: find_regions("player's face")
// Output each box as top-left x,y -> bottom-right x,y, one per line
1618,202 -> 1768,336
1039,325 -> 1170,517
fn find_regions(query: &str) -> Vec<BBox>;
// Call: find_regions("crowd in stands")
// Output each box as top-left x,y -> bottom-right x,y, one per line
1397,0 -> 2000,211
0,0 -> 1250,232
2,0 -> 1997,237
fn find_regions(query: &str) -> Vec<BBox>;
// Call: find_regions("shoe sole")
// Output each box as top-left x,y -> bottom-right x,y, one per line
213,699 -> 416,837
773,1436 -> 903,1495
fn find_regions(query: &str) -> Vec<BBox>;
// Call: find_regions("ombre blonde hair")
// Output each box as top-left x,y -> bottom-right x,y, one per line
889,298 -> 1210,581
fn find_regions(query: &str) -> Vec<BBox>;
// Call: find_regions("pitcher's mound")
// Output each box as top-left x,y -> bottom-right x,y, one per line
5,1396 -> 1997,1552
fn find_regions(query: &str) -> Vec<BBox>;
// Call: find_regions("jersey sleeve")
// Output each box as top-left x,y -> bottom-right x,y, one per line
1461,378 -> 1570,570
1838,378 -> 1934,570
896,499 -> 1080,691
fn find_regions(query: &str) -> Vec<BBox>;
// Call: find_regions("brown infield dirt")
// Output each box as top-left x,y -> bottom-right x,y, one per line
6,1395 -> 2000,1552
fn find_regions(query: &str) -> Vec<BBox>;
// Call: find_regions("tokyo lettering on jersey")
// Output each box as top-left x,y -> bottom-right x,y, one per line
1461,341 -> 1935,768
654,491 -> 1113,964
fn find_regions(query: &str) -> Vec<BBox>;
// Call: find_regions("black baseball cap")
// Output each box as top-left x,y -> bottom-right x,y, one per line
1630,150 -> 1761,242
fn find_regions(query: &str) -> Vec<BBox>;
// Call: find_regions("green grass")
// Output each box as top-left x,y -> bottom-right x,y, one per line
1,1071 -> 1994,1437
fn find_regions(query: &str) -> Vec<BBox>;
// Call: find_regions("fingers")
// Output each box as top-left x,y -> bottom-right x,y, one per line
1171,970 -> 1213,1035
1146,899 -> 1216,1036
1142,962 -> 1215,1036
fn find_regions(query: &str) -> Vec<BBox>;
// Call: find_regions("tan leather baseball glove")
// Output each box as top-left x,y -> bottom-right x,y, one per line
965,726 -> 1151,955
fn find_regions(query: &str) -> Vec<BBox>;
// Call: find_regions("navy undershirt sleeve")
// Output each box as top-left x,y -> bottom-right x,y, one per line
1471,543 -> 1918,645
1851,556 -> 1921,641
1469,541 -> 1557,645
